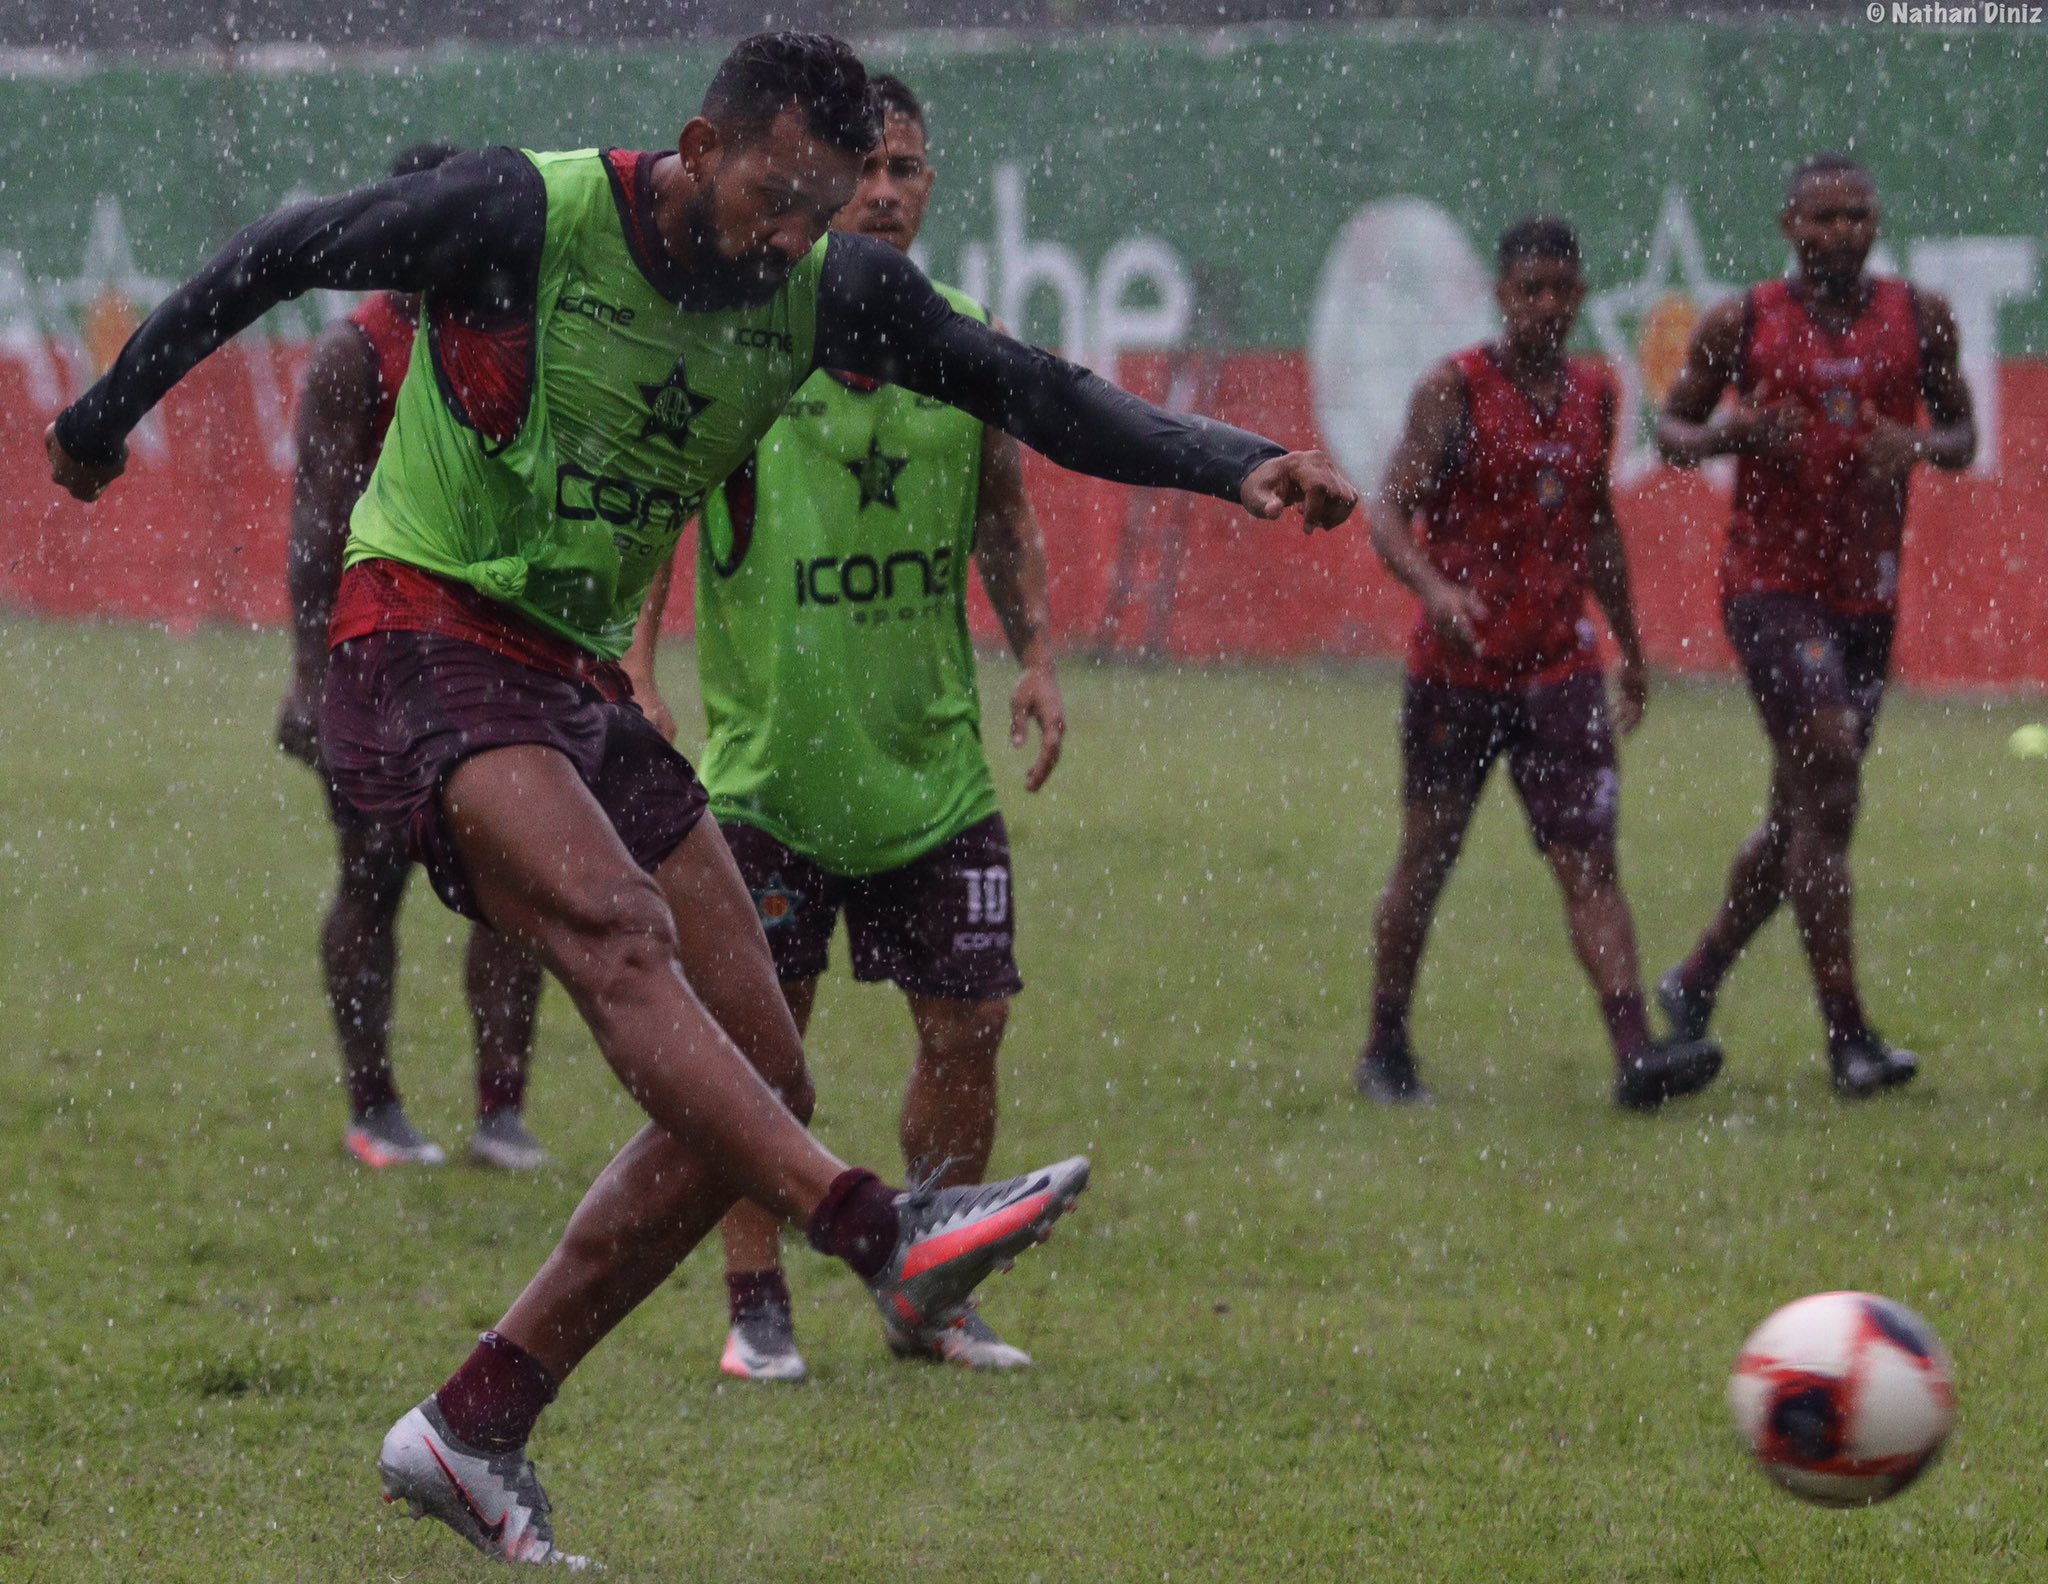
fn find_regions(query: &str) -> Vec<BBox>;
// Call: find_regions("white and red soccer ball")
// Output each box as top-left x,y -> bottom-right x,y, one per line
1728,1291 -> 1955,1507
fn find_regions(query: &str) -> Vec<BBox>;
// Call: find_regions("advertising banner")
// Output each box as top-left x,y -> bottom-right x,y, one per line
4,23 -> 2044,685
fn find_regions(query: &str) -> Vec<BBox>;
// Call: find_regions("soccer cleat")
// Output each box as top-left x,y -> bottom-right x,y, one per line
378,1396 -> 590,1569
345,1103 -> 447,1169
1614,1036 -> 1725,1111
867,1156 -> 1089,1335
885,1303 -> 1033,1370
1353,1039 -> 1433,1106
1655,965 -> 1716,1043
719,1303 -> 809,1383
1830,1034 -> 1920,1099
469,1109 -> 549,1171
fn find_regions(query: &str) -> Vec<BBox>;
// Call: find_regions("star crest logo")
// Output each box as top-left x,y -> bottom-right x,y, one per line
845,435 -> 910,510
637,356 -> 714,448
752,872 -> 803,929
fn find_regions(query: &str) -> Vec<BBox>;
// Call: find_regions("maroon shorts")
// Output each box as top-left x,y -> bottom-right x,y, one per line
721,814 -> 1023,1002
320,631 -> 708,920
1724,593 -> 1894,755
1401,669 -> 1619,851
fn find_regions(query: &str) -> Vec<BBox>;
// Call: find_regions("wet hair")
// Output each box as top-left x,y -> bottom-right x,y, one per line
1496,216 -> 1581,276
1786,152 -> 1873,206
701,31 -> 880,155
389,141 -> 461,180
868,73 -> 926,134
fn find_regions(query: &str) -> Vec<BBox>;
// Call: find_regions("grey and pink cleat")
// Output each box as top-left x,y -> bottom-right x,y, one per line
867,1156 -> 1089,1335
885,1302 -> 1033,1370
378,1396 -> 591,1570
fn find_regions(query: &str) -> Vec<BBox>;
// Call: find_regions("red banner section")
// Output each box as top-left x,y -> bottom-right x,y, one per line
7,346 -> 2044,692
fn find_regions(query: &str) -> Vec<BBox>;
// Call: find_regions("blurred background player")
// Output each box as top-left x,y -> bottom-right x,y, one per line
1654,153 -> 1975,1097
1356,217 -> 1723,1112
273,141 -> 550,1171
627,74 -> 1065,1378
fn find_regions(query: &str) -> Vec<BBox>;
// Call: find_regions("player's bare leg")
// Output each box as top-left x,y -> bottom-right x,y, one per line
718,976 -> 816,1380
1545,841 -> 1721,1109
880,992 -> 1031,1367
1771,710 -> 1909,1093
1357,795 -> 1478,1104
1661,770 -> 1793,1038
446,758 -> 843,1382
421,750 -> 1083,1372
327,820 -> 441,1166
465,923 -> 549,1168
901,994 -> 1007,1185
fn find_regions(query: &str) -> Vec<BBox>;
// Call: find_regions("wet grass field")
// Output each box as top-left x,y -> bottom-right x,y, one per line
3,616 -> 2046,1581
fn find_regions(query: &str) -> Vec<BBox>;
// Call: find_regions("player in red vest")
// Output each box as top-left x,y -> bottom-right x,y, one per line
274,143 -> 549,1170
1359,217 -> 1723,1111
1655,154 -> 1975,1097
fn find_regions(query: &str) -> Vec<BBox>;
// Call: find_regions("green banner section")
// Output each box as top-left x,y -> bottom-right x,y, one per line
2,21 -> 2043,357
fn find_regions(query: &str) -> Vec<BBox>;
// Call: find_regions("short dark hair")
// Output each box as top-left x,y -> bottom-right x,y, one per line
1786,151 -> 1873,206
701,31 -> 879,155
389,141 -> 461,180
868,73 -> 926,134
1497,216 -> 1581,275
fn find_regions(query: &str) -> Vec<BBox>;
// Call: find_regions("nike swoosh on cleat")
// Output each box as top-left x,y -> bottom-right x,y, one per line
424,1439 -> 508,1546
900,1190 -> 1054,1279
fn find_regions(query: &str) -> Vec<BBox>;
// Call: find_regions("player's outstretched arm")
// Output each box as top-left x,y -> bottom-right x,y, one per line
276,320 -> 381,766
972,425 -> 1065,792
813,233 -> 1357,531
48,149 -> 543,499
1368,361 -> 1483,654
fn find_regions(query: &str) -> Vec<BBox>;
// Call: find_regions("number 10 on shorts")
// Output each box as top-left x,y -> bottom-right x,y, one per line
962,867 -> 1009,925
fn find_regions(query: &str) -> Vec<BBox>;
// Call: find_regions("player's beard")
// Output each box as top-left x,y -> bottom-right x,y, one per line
681,185 -> 795,310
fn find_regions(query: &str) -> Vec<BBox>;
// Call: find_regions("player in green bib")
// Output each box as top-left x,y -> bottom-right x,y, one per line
49,33 -> 1358,1568
630,76 -> 1063,1379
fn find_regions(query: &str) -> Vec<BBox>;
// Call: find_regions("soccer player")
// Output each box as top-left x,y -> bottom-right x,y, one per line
627,74 -> 1064,1379
46,34 -> 1355,1566
1356,217 -> 1724,1112
1653,154 -> 1975,1097
274,141 -> 550,1173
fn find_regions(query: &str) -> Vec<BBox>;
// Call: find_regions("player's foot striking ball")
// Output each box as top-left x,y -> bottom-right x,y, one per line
48,29 -> 1349,1565
1653,153 -> 1975,1093
1358,217 -> 1717,1108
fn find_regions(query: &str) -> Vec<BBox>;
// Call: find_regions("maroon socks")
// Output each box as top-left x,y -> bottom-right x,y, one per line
726,1268 -> 793,1323
1820,988 -> 1874,1052
345,1066 -> 400,1120
1677,942 -> 1734,1006
436,1331 -> 559,1454
477,1064 -> 527,1120
1365,993 -> 1409,1058
1602,991 -> 1653,1063
803,1168 -> 901,1281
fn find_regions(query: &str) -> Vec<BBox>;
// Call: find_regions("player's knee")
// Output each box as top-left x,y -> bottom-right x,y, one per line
918,1000 -> 1009,1075
1547,836 -> 1619,894
551,874 -> 679,1006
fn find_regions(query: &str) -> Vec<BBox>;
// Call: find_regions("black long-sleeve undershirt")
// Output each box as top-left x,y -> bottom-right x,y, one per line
57,148 -> 1283,501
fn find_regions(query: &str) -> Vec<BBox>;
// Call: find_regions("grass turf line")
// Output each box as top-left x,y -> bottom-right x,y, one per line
0,617 -> 2044,1581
